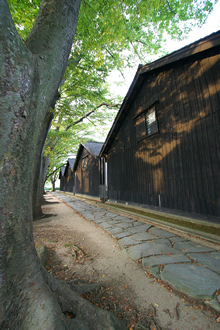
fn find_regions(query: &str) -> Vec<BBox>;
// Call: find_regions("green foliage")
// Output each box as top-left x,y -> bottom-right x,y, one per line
8,0 -> 40,40
9,0 -> 217,66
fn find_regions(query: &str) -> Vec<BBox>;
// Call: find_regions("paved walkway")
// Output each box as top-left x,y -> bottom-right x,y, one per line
52,192 -> 220,312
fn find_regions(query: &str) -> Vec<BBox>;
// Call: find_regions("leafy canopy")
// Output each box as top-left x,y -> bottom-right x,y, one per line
9,0 -> 216,65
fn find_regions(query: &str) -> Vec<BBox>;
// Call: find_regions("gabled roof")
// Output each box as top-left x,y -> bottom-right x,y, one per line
84,141 -> 103,157
67,158 -> 75,171
61,165 -> 66,176
59,165 -> 66,179
64,158 -> 75,176
100,30 -> 220,157
73,141 -> 103,171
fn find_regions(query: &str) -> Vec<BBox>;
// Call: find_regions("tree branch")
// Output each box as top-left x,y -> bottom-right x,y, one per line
135,39 -> 148,47
0,0 -> 24,60
65,102 -> 121,131
25,0 -> 81,102
46,164 -> 65,180
129,40 -> 142,61
166,0 -> 176,15
104,47 -> 125,79
87,117 -> 97,126
119,3 -> 142,62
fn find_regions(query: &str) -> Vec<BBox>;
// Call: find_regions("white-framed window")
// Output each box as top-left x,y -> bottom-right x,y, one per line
135,104 -> 158,142
145,106 -> 158,135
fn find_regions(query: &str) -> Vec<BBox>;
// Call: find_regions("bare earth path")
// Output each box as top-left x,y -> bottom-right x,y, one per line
33,193 -> 220,329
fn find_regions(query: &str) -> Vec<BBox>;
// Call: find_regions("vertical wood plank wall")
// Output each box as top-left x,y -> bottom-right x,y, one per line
64,163 -> 75,193
59,174 -> 65,191
107,50 -> 220,216
75,148 -> 100,197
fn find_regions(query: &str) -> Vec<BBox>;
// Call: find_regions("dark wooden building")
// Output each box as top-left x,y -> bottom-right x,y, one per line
59,165 -> 66,191
62,158 -> 75,193
74,141 -> 103,197
100,31 -> 220,217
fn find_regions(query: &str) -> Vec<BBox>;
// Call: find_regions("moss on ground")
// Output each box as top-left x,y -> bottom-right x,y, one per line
106,203 -> 220,236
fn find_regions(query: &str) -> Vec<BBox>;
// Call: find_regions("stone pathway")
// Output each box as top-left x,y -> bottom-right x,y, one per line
52,192 -> 220,312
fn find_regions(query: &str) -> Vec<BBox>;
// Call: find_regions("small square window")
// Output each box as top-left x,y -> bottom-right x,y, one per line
134,104 -> 158,142
146,106 -> 158,135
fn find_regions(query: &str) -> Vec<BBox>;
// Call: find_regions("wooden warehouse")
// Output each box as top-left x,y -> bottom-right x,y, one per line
74,141 -> 103,197
61,158 -> 75,193
100,31 -> 220,217
59,165 -> 66,191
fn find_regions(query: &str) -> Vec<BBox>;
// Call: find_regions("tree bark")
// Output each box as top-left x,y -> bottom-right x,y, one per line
33,155 -> 50,219
42,156 -> 50,193
51,176 -> 56,192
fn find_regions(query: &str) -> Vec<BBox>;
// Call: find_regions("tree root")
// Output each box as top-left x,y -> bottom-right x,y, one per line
1,260 -> 126,330
46,271 -> 127,329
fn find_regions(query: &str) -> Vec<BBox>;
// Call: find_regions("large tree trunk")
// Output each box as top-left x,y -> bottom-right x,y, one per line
0,1 -> 126,328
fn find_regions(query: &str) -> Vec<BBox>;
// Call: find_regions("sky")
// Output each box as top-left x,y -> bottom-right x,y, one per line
108,1 -> 220,99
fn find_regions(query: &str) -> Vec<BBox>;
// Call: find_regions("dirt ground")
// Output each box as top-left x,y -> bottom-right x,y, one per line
33,193 -> 220,329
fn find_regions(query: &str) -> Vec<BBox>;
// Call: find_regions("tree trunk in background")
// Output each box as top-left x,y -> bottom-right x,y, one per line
51,175 -> 56,192
33,155 -> 50,219
42,156 -> 50,193
33,90 -> 59,219
33,113 -> 52,219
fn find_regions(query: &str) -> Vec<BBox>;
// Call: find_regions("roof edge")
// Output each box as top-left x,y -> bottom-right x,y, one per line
139,30 -> 220,76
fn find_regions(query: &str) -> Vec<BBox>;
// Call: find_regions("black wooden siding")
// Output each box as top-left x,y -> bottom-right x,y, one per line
107,50 -> 220,216
59,175 -> 65,191
75,148 -> 100,197
63,163 -> 75,193
59,166 -> 66,192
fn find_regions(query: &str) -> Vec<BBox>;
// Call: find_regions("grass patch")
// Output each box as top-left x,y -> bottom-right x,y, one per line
106,203 -> 220,236
63,243 -> 74,247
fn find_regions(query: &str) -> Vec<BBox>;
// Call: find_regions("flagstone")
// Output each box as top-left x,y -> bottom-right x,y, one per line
174,241 -> 215,253
123,241 -> 178,260
116,222 -> 134,229
187,252 -> 220,275
113,231 -> 132,239
129,232 -> 158,241
127,224 -> 152,234
107,227 -> 125,235
118,237 -> 139,247
161,264 -> 220,300
169,236 -> 189,243
142,254 -> 191,268
147,266 -> 162,279
100,222 -> 114,229
149,227 -> 176,238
